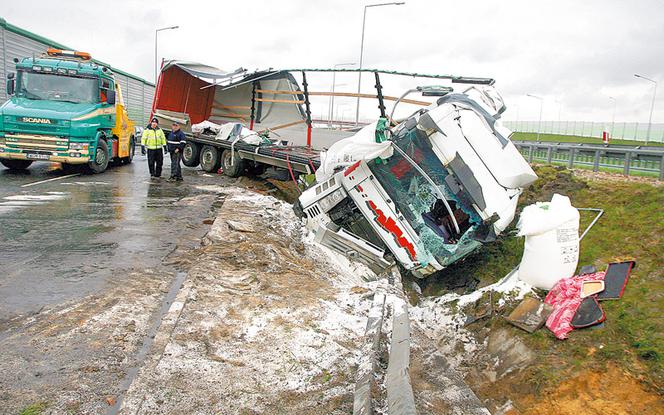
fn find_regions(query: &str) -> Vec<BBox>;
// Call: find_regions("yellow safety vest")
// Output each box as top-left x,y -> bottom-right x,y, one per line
141,128 -> 167,149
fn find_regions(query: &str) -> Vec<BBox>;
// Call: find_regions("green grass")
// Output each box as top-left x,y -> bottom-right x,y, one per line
515,166 -> 663,392
19,403 -> 48,415
513,132 -> 664,147
421,165 -> 664,393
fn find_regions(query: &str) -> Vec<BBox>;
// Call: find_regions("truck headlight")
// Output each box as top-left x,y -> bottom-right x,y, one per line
69,142 -> 89,151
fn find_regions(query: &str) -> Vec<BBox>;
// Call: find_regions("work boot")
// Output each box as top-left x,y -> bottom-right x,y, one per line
167,177 -> 176,182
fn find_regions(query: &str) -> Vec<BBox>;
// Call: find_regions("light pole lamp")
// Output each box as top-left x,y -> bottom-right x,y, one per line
634,73 -> 657,143
355,2 -> 405,126
155,25 -> 179,84
527,94 -> 544,141
608,96 -> 616,137
329,62 -> 355,125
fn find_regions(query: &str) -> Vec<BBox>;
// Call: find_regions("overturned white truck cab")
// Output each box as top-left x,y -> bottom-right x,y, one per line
296,85 -> 537,277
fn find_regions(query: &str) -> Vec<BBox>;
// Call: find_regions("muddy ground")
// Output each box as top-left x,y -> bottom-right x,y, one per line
1,165 -> 662,414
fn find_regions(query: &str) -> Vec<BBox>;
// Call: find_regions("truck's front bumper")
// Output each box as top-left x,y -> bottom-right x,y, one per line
0,147 -> 90,164
0,133 -> 90,164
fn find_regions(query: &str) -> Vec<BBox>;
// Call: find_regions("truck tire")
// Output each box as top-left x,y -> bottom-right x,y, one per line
87,138 -> 109,174
122,136 -> 135,164
1,159 -> 33,170
182,142 -> 201,167
200,145 -> 221,172
221,149 -> 245,177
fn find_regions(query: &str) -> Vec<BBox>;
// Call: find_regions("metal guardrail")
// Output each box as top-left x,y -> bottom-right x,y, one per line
353,267 -> 417,415
513,141 -> 664,180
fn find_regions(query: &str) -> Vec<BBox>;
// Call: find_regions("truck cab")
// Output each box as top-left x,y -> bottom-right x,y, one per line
297,85 -> 538,277
0,48 -> 135,173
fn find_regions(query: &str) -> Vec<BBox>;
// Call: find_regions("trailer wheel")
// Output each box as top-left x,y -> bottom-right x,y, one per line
86,139 -> 109,174
182,142 -> 201,167
221,149 -> 245,178
0,159 -> 33,170
200,145 -> 221,172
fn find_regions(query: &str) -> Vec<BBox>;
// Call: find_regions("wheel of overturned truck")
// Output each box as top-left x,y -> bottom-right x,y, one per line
199,145 -> 221,172
0,159 -> 33,170
86,138 -> 109,174
182,142 -> 201,167
221,149 -> 245,177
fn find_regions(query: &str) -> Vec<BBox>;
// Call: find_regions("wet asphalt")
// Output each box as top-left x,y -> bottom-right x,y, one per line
0,154 -> 219,322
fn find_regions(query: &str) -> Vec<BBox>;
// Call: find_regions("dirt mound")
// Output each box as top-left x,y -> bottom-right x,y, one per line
518,365 -> 664,415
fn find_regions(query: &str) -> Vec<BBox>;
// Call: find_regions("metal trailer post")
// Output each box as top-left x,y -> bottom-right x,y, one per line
374,71 -> 387,119
250,81 -> 257,130
301,71 -> 313,147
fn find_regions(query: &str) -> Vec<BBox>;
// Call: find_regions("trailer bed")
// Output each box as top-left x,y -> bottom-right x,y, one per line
186,133 -> 321,175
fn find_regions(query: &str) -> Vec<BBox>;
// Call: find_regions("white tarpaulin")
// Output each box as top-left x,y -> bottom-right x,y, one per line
316,121 -> 393,182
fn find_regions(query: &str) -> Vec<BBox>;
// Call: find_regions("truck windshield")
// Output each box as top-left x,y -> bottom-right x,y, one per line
16,71 -> 99,104
368,121 -> 482,266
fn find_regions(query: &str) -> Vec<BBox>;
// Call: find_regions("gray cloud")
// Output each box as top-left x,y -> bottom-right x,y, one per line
3,0 -> 663,122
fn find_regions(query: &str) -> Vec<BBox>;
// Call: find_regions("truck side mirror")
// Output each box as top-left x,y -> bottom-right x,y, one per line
6,73 -> 15,95
106,89 -> 116,105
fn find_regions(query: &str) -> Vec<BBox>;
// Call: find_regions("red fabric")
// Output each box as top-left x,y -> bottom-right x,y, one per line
544,272 -> 606,339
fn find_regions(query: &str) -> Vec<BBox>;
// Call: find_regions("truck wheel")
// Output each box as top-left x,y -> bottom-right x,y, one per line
199,145 -> 221,172
221,149 -> 245,177
87,139 -> 109,174
182,142 -> 201,167
1,159 -> 33,170
122,136 -> 135,164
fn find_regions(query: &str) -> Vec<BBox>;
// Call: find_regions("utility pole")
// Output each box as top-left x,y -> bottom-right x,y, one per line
155,25 -> 179,83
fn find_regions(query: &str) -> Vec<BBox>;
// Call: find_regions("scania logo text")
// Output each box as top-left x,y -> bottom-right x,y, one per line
21,117 -> 52,124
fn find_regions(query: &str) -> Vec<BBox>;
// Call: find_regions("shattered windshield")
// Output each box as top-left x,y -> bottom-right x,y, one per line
368,120 -> 483,266
17,70 -> 99,104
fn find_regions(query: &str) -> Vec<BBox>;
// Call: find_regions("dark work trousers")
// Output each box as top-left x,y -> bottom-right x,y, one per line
170,150 -> 182,179
147,148 -> 163,177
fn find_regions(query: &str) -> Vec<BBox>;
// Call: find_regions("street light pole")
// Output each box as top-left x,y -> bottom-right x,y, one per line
155,25 -> 179,84
329,62 -> 355,126
634,73 -> 657,143
608,96 -> 616,138
527,94 -> 544,141
355,2 -> 405,126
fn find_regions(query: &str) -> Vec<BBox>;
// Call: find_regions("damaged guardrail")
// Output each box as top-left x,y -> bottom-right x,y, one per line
514,141 -> 664,179
353,268 -> 416,415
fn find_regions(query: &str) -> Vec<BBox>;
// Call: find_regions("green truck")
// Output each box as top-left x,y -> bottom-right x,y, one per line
0,48 -> 136,173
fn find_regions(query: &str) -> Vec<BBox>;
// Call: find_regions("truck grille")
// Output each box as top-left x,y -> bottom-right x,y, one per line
4,134 -> 69,152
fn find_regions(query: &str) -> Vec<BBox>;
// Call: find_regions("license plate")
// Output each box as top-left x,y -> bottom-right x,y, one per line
26,153 -> 50,160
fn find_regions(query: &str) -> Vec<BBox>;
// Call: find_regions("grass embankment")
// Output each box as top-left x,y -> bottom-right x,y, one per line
420,165 -> 664,395
513,132 -> 664,147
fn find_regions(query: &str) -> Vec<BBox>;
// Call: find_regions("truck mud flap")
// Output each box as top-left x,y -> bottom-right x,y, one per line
314,224 -> 394,274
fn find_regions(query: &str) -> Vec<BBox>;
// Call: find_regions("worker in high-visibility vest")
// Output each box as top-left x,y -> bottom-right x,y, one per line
141,117 -> 167,178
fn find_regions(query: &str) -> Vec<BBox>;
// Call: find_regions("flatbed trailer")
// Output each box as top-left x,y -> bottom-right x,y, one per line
182,131 -> 321,178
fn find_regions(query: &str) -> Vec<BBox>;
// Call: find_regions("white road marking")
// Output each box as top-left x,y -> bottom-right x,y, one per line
21,173 -> 81,188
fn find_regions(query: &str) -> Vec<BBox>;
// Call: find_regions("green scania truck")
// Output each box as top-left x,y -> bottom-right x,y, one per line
0,48 -> 136,173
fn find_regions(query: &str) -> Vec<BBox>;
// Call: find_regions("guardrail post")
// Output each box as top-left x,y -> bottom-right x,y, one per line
660,155 -> 664,180
623,151 -> 631,175
568,148 -> 575,168
546,146 -> 553,163
593,150 -> 600,172
528,145 -> 534,162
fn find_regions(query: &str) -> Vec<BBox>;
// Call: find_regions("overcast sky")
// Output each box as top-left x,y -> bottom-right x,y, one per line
3,0 -> 664,123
